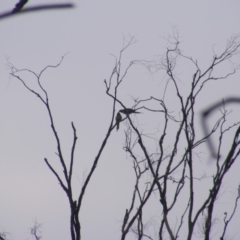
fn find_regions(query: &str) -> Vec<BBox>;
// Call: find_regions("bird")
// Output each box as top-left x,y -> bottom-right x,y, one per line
115,112 -> 122,131
119,108 -> 141,115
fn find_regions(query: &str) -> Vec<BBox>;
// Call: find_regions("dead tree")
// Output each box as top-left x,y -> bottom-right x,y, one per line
30,219 -> 42,240
8,54 -> 120,240
105,34 -> 240,240
7,33 -> 240,240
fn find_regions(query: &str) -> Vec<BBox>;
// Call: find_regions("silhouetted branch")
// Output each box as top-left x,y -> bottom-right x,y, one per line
220,185 -> 240,240
201,97 -> 240,158
12,0 -> 28,13
30,219 -> 42,240
107,32 -> 240,240
0,3 -> 74,20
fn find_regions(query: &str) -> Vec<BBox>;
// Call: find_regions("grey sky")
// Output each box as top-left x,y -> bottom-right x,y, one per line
0,1 -> 240,239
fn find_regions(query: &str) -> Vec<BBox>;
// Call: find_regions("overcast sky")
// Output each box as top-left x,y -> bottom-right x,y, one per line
0,1 -> 240,240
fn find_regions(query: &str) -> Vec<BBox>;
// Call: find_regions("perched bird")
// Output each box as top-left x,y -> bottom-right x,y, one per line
119,108 -> 141,115
115,112 -> 122,131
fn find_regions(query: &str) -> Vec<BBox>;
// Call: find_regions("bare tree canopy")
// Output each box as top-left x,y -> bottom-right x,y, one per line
6,32 -> 240,240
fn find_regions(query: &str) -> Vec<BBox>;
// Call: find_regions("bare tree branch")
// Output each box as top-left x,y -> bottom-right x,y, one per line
0,4 -> 74,20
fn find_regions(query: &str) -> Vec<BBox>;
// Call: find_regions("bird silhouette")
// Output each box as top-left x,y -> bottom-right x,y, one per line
119,108 -> 141,115
115,112 -> 122,131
